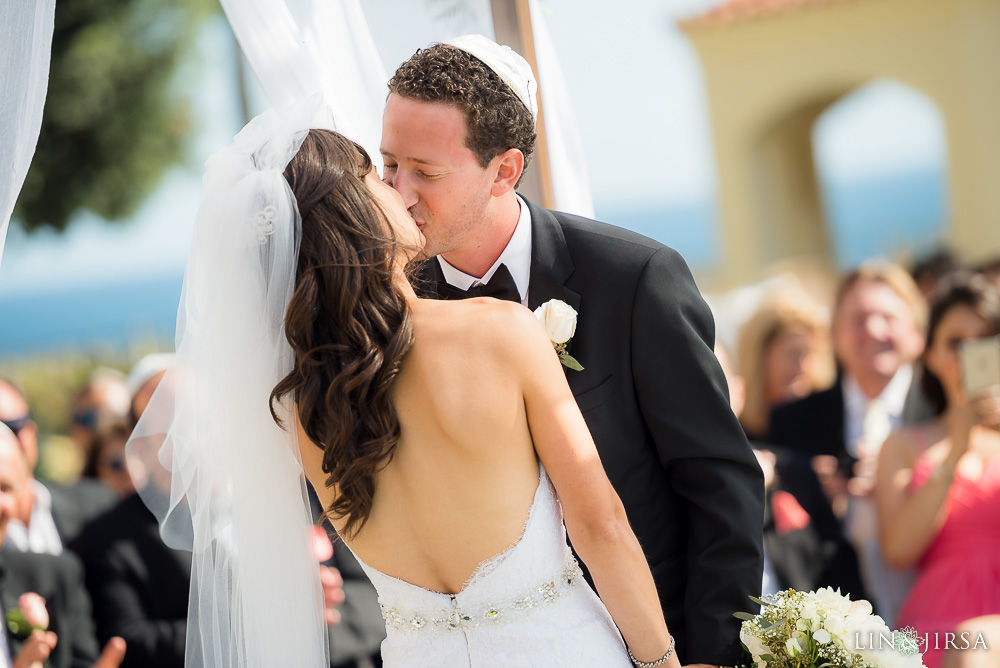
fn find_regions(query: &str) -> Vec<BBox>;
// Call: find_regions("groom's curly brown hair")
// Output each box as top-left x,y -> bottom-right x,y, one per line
388,44 -> 536,183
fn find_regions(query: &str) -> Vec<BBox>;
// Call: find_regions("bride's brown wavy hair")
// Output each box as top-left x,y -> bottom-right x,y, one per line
270,129 -> 414,539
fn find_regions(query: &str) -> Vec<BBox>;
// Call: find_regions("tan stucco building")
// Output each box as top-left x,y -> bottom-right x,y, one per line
682,0 -> 1000,288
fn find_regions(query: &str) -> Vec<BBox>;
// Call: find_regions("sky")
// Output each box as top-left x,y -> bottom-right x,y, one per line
0,0 -> 948,298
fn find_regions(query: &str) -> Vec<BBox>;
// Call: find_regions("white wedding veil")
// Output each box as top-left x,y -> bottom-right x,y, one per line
0,0 -> 56,268
127,96 -> 334,668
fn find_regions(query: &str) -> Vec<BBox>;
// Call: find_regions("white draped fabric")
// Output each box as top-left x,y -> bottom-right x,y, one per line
220,0 -> 387,170
0,0 -> 56,269
529,0 -> 595,219
221,0 -> 592,217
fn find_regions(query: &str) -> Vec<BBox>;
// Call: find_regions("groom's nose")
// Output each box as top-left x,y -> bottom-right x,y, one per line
391,172 -> 420,210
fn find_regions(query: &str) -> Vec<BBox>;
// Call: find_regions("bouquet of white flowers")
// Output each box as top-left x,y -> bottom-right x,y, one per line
736,588 -> 926,668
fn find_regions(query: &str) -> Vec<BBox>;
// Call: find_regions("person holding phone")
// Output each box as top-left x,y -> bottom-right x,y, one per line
876,273 -> 1000,667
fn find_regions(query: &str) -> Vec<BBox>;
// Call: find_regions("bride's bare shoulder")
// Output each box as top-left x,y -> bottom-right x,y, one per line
410,298 -> 546,354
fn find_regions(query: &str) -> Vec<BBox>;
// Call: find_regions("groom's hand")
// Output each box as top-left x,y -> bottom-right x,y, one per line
320,565 -> 345,625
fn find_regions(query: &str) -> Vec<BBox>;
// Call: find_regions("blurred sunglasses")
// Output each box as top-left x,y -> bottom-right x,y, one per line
72,409 -> 99,428
1,416 -> 30,435
100,456 -> 127,473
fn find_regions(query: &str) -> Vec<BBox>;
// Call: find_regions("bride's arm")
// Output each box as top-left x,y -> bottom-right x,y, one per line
502,304 -> 677,666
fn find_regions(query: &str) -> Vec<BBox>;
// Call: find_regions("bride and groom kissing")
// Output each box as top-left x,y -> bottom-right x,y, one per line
141,33 -> 764,667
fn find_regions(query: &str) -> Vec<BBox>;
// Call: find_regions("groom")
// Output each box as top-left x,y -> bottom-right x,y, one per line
381,36 -> 763,664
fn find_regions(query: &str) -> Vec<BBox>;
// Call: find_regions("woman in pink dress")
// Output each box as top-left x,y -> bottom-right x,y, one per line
877,274 -> 1000,668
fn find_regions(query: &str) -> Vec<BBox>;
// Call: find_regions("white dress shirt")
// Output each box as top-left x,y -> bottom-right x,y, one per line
4,479 -> 63,555
842,364 -> 913,457
841,365 -> 915,626
437,195 -> 532,307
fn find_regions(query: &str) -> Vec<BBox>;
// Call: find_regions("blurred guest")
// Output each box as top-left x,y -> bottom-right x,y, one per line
308,490 -> 385,668
70,371 -> 131,459
0,423 -> 122,668
877,275 -> 1000,668
124,354 -> 174,424
910,248 -> 967,303
71,361 -> 186,668
715,343 -> 824,597
977,256 -> 1000,296
736,293 -> 834,440
713,342 -> 745,418
69,490 -> 191,668
324,539 -> 385,668
767,261 -> 928,618
80,423 -> 135,500
0,379 -> 115,554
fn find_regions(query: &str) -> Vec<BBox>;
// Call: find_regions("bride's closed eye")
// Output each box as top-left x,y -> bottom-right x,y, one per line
381,163 -> 397,184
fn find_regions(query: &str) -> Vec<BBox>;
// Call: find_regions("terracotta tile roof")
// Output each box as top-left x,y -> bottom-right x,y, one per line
681,0 -> 850,29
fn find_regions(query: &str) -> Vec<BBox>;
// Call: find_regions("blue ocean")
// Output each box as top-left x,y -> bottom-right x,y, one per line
0,169 -> 948,357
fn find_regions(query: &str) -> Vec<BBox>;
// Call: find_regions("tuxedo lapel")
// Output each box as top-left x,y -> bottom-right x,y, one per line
413,258 -> 445,299
524,199 -> 580,314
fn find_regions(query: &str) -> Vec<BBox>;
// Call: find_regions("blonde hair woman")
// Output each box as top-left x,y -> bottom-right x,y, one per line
737,294 -> 834,440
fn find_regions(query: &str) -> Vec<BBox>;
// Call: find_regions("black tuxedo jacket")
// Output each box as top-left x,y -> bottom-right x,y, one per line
421,200 -> 764,664
0,548 -> 100,668
68,493 -> 192,668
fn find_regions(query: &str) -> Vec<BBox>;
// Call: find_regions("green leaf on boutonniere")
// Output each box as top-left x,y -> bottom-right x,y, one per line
559,353 -> 584,371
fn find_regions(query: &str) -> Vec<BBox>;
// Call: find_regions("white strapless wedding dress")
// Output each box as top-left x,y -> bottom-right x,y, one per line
348,464 -> 631,667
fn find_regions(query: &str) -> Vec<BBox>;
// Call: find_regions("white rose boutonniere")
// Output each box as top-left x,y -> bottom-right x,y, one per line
534,299 -> 584,371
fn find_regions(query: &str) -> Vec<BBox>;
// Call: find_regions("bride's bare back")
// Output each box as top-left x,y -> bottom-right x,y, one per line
300,297 -> 542,594
297,293 -> 674,662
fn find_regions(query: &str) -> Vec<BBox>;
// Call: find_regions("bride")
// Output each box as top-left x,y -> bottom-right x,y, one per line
128,99 -> 677,667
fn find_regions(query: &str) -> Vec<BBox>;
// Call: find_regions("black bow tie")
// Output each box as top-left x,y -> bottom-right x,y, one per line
436,263 -> 521,302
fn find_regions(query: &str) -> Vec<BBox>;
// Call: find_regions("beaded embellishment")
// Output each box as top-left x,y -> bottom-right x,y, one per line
254,205 -> 277,244
380,556 -> 583,633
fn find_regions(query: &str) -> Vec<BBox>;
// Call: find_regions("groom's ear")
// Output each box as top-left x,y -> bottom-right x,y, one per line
490,148 -> 524,197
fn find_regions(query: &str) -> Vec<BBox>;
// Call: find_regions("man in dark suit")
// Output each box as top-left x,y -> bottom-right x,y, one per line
0,424 -> 125,668
381,37 -> 764,665
68,492 -> 190,668
767,262 -> 929,621
70,483 -> 384,668
0,378 -> 116,554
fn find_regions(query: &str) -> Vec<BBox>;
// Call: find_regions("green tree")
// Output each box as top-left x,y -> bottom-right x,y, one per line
15,0 -> 214,232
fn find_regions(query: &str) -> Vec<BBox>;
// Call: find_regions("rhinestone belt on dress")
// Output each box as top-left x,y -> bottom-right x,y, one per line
379,555 -> 583,633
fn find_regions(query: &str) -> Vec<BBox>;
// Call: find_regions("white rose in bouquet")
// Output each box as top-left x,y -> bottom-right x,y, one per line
736,589 -> 926,668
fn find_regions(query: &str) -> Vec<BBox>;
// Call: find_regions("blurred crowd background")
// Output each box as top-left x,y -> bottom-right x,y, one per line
1,0 -> 999,666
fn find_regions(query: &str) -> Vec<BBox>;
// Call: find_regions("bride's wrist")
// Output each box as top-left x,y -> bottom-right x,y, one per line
627,634 -> 675,667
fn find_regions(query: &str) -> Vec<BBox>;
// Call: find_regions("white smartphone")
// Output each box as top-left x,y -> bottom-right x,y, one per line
958,335 -> 1000,396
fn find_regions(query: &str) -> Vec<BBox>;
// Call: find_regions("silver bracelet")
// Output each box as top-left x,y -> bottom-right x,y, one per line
627,634 -> 675,667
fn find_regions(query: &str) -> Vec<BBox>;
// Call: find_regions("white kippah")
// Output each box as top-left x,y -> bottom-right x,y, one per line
445,34 -> 538,124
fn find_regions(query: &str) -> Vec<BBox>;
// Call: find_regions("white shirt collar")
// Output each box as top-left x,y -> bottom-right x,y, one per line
843,364 -> 913,419
437,195 -> 532,306
4,481 -> 63,555
842,365 -> 913,455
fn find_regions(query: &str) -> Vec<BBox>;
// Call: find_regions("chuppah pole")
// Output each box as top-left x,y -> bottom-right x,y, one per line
489,0 -> 555,209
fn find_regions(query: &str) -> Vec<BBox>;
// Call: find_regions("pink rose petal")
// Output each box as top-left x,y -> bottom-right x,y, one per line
18,592 -> 48,630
